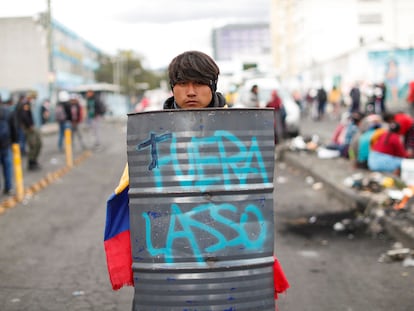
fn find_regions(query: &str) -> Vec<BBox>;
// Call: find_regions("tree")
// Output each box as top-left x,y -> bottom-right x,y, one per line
95,50 -> 167,97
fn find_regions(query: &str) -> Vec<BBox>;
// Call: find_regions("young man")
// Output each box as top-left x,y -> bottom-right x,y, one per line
104,51 -> 288,306
163,50 -> 227,109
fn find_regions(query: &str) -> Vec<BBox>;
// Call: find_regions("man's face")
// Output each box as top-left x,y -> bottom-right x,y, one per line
172,82 -> 212,109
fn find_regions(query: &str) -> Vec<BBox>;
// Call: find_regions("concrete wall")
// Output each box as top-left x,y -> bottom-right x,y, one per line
0,17 -> 49,92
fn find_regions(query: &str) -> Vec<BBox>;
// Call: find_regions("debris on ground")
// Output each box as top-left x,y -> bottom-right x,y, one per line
378,242 -> 414,265
283,135 -> 414,247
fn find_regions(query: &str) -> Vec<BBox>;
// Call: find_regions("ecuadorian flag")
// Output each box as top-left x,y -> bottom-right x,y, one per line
103,164 -> 289,296
104,164 -> 134,290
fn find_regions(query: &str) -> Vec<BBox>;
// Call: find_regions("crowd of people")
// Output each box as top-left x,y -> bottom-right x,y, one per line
55,89 -> 106,152
0,89 -> 106,197
307,79 -> 414,176
298,81 -> 389,122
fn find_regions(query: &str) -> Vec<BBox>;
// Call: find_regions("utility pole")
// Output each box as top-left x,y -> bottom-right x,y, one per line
47,0 -> 54,102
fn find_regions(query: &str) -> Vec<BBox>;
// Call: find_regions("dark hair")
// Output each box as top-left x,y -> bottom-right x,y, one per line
382,112 -> 395,123
389,121 -> 400,133
385,121 -> 400,144
168,51 -> 220,92
351,112 -> 363,123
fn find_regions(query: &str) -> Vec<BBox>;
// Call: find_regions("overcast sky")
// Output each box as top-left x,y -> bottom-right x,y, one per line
0,0 -> 271,69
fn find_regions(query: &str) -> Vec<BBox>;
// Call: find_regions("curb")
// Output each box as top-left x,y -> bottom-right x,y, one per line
0,150 -> 92,214
277,147 -> 372,212
277,145 -> 414,249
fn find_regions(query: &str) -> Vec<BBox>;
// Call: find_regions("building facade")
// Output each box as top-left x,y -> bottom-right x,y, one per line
212,23 -> 273,73
0,14 -> 100,103
271,0 -> 414,97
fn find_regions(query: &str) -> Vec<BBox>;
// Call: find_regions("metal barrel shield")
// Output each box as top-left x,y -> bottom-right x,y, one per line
127,108 -> 276,310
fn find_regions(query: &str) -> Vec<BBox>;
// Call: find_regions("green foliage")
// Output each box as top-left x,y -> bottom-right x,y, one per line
95,50 -> 167,96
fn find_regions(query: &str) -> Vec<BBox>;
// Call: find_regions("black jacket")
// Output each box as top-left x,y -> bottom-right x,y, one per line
163,92 -> 227,109
0,104 -> 18,148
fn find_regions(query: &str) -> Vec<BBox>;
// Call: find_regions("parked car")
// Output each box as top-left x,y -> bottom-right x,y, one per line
233,77 -> 301,137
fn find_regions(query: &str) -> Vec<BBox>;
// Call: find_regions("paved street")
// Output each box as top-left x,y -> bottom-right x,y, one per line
274,160 -> 414,311
0,119 -> 134,310
0,111 -> 413,311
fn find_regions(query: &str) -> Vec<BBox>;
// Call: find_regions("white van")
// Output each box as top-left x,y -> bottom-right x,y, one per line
234,77 -> 301,137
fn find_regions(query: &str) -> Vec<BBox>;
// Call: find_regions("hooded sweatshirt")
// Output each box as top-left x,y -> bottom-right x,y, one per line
163,92 -> 227,109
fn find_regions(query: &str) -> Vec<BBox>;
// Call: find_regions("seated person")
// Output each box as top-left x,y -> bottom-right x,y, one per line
368,122 -> 407,173
393,112 -> 414,158
326,112 -> 363,158
329,112 -> 349,146
349,114 -> 383,169
355,122 -> 383,169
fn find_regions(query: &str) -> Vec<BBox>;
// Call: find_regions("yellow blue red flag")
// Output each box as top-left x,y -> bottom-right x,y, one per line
104,164 -> 133,290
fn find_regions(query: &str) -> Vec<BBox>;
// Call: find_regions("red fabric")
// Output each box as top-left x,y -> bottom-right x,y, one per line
372,131 -> 407,158
273,256 -> 290,299
394,113 -> 414,135
267,90 -> 282,110
407,81 -> 414,104
331,123 -> 346,145
104,230 -> 134,290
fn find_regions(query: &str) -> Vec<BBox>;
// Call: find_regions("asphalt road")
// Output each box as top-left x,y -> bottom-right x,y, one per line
275,105 -> 414,311
274,160 -> 414,311
0,112 -> 412,311
0,119 -> 134,311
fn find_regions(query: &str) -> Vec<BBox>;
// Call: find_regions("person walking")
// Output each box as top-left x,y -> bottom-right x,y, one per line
68,94 -> 85,150
17,94 -> 42,171
40,98 -> 50,125
13,95 -> 27,156
316,86 -> 327,121
247,84 -> 260,108
104,50 -> 289,307
328,85 -> 341,120
56,91 -> 70,152
85,90 -> 106,148
350,82 -> 361,113
0,96 -> 17,195
266,89 -> 285,144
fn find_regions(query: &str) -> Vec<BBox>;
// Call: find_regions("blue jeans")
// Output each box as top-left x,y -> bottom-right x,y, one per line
58,121 -> 71,151
0,147 -> 13,192
18,127 -> 26,155
368,150 -> 403,172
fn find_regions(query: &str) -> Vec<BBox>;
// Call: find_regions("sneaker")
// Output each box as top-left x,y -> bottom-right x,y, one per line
3,189 -> 13,196
28,161 -> 42,171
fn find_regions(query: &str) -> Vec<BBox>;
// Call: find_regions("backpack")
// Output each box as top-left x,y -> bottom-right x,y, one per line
0,106 -> 11,148
55,103 -> 67,122
95,99 -> 107,116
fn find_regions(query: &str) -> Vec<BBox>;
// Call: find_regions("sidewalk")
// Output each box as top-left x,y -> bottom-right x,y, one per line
277,143 -> 414,249
0,122 -> 95,213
